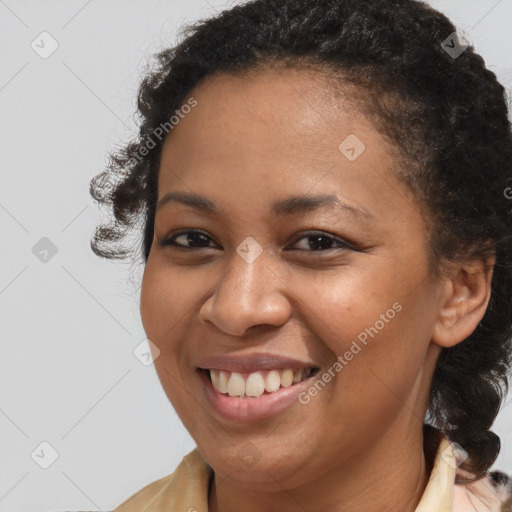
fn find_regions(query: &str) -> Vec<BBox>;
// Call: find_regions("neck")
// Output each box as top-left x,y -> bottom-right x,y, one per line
208,422 -> 436,512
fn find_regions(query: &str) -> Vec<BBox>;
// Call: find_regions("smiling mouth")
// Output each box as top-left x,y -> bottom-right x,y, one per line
200,367 -> 320,398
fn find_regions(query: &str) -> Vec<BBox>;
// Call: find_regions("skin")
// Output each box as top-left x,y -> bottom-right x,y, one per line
139,67 -> 493,512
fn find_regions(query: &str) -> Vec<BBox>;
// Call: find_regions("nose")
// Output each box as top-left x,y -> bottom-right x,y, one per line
198,246 -> 292,337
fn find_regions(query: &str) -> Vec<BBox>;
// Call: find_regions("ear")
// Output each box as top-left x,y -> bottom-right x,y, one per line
431,255 -> 495,348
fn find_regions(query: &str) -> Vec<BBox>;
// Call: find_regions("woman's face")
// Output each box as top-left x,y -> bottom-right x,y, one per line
140,68 -> 445,489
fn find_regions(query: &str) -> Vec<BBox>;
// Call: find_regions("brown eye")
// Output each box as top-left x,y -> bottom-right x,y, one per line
288,231 -> 355,252
158,229 -> 358,253
158,230 -> 219,249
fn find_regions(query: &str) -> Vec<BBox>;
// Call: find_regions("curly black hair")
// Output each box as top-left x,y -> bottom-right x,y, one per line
90,0 -> 512,481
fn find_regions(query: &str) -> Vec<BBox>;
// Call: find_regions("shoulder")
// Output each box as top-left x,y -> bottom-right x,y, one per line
453,468 -> 512,512
112,448 -> 212,512
111,472 -> 174,511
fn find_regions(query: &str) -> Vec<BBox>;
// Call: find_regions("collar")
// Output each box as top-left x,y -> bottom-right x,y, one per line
113,424 -> 508,511
415,424 -> 455,511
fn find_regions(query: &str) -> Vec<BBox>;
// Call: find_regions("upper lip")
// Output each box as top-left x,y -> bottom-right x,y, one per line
195,352 -> 319,373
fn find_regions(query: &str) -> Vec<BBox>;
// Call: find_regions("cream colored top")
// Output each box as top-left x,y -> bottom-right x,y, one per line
112,428 -> 512,512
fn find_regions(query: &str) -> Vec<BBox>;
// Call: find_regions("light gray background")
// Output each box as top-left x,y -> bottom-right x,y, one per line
0,1 -> 511,511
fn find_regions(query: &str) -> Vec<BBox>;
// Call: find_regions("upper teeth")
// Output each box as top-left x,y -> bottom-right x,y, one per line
209,368 -> 314,398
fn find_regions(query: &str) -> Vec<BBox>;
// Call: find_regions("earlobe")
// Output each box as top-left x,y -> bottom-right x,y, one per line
431,257 -> 494,349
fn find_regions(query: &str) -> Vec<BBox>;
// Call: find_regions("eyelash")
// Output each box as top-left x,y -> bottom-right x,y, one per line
158,229 -> 356,253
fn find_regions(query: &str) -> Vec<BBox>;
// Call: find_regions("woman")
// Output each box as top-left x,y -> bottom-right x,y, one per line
90,0 -> 512,510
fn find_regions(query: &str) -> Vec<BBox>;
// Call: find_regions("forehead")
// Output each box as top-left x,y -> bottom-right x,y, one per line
156,67 -> 422,230
159,67 -> 396,180
184,66 -> 364,142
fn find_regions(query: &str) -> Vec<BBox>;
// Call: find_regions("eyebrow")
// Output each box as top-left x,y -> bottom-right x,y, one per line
156,191 -> 374,219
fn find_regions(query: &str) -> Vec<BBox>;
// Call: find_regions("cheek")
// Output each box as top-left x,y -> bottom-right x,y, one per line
301,264 -> 434,402
139,262 -> 200,415
293,265 -> 403,349
139,265 -> 194,400
140,259 -> 201,341
308,252 -> 433,345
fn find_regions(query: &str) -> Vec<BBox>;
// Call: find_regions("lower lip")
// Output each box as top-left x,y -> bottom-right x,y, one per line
198,369 -> 316,423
